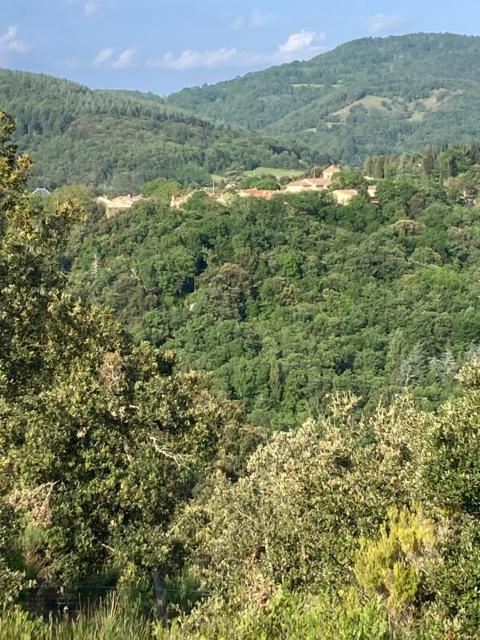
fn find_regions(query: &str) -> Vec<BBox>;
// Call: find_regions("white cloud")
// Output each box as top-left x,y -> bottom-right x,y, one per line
92,47 -> 136,69
94,48 -> 114,65
367,13 -> 403,34
150,30 -> 327,71
0,26 -> 29,64
277,30 -> 324,58
274,30 -> 327,64
160,48 -> 238,71
112,48 -> 136,69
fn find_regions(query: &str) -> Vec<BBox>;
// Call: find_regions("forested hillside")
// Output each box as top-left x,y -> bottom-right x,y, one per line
0,69 -> 306,193
68,143 -> 480,429
168,33 -> 480,164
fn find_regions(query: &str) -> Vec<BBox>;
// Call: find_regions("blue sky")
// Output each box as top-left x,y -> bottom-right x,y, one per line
0,0 -> 479,95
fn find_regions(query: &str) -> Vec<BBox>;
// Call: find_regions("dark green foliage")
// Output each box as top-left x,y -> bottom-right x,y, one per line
69,153 -> 480,428
0,500 -> 23,602
4,82 -> 480,636
168,33 -> 480,165
142,178 -> 183,205
331,169 -> 368,189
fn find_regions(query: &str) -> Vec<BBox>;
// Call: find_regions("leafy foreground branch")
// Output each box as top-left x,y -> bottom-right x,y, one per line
1,110 -> 480,638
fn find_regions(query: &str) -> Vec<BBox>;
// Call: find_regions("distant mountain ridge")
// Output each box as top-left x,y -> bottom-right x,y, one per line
167,33 -> 480,164
0,69 -> 305,193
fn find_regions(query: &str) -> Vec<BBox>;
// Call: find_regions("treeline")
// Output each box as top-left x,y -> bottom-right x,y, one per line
365,142 -> 480,179
0,70 -> 307,194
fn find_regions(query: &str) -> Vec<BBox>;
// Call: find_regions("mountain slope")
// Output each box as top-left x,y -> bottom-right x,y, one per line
167,33 -> 480,164
0,69 -> 306,193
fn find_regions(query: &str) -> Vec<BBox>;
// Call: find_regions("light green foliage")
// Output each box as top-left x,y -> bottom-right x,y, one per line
0,597 -> 154,639
177,590 -> 391,640
0,501 -> 24,603
50,184 -> 96,209
178,396 -> 429,601
0,594 -> 390,639
331,169 -> 368,190
240,174 -> 280,190
170,380 -> 480,638
354,507 -> 436,618
421,360 -> 480,516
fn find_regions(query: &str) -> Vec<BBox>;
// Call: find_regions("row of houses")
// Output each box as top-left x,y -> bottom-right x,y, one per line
236,165 -> 378,205
30,187 -> 146,217
169,165 -> 351,208
237,186 -> 376,206
32,165 -> 378,216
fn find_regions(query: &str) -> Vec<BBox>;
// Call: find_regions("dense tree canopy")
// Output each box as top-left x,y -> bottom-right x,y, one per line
3,72 -> 480,636
68,147 -> 480,428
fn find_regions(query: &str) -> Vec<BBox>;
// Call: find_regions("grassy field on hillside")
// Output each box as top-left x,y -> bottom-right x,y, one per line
244,166 -> 304,178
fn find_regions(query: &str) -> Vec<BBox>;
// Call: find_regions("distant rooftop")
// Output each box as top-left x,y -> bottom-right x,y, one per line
95,193 -> 144,217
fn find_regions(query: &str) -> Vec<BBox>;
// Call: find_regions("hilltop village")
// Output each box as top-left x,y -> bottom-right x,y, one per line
88,165 -> 379,217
